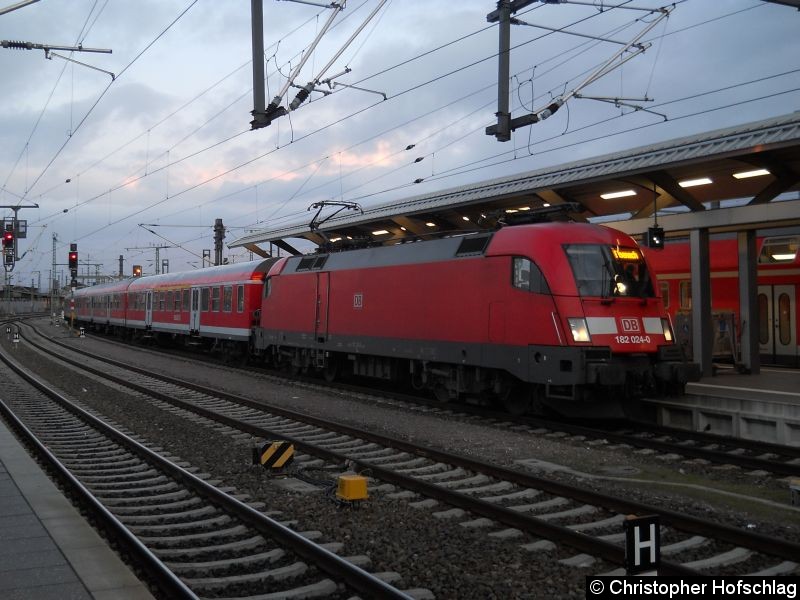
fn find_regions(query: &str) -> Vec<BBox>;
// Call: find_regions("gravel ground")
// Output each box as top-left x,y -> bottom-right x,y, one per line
4,319 -> 800,598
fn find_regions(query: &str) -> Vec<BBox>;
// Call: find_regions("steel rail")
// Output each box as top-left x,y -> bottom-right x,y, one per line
24,324 -> 800,572
44,317 -> 800,474
0,341 -> 413,600
0,360 -> 198,599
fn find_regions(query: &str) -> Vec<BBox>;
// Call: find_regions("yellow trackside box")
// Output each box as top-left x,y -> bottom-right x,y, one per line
336,474 -> 368,501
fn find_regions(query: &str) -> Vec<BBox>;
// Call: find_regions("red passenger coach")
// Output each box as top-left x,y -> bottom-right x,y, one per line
73,278 -> 133,331
643,234 -> 800,367
255,222 -> 699,416
73,260 -> 276,357
125,260 -> 276,351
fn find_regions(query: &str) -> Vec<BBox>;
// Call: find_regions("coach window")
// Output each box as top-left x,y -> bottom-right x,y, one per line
237,285 -> 244,312
659,281 -> 669,308
212,287 -> 221,312
167,292 -> 174,312
779,292 -> 791,345
223,285 -> 232,312
201,287 -> 210,311
174,292 -> 181,311
679,281 -> 691,310
158,292 -> 164,311
182,289 -> 190,311
758,294 -> 769,344
512,257 -> 550,294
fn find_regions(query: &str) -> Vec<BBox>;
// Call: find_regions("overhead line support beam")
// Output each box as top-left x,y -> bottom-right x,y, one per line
250,0 -> 272,129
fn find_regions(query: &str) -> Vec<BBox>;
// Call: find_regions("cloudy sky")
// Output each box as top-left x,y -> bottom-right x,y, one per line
1,0 -> 798,287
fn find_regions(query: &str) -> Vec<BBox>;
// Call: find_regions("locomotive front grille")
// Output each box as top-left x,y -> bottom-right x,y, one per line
657,344 -> 686,361
584,348 -> 612,361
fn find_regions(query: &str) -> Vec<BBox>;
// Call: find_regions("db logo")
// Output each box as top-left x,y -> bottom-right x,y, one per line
353,293 -> 364,309
621,318 -> 640,332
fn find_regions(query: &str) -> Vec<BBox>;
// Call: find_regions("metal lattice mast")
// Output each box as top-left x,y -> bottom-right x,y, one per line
51,233 -> 57,315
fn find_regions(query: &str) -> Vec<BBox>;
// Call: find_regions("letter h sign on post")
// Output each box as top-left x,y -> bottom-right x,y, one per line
624,515 -> 660,575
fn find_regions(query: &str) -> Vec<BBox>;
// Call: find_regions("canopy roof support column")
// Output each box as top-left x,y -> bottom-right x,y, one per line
737,231 -> 760,374
690,228 -> 713,377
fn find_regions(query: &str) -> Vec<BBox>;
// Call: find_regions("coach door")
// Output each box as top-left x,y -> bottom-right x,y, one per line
145,291 -> 153,328
315,272 -> 330,343
189,288 -> 201,333
758,285 -> 797,366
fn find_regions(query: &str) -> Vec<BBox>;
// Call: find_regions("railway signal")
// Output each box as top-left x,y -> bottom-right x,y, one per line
3,226 -> 14,266
646,226 -> 664,250
68,243 -> 78,273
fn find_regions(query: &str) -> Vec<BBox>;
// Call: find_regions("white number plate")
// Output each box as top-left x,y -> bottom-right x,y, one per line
615,335 -> 651,344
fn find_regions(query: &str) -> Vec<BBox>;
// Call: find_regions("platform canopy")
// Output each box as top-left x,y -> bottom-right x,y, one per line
230,112 -> 800,256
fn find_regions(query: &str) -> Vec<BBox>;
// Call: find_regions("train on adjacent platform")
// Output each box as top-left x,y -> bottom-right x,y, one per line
71,221 -> 700,417
642,233 -> 800,367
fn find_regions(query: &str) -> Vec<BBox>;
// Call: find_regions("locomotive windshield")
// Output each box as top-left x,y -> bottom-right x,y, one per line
565,244 -> 655,299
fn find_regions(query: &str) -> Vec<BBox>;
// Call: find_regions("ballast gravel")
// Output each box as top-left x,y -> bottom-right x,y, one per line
5,320 -> 800,599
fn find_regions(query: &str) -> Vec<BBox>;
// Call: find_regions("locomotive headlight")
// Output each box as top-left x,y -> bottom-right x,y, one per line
661,318 -> 674,342
568,318 -> 591,343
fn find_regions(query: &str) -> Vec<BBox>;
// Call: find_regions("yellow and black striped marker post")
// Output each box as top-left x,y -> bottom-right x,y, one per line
255,441 -> 294,471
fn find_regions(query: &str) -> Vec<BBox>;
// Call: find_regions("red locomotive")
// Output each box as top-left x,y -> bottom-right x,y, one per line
254,222 -> 698,416
642,234 -> 799,367
71,221 -> 699,416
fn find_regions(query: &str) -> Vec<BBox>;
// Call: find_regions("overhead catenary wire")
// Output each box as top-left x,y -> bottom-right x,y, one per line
69,16 -> 799,246
12,0 -> 792,268
19,0 -> 201,202
87,75 -> 800,268
17,0 -> 760,215
22,0 -> 622,220
1,0 -> 105,205
27,1 -> 365,207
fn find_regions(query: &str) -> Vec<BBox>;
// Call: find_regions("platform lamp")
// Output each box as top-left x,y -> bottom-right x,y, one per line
646,182 -> 664,249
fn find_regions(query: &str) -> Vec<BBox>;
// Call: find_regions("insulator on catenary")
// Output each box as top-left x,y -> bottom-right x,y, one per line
1,40 -> 35,50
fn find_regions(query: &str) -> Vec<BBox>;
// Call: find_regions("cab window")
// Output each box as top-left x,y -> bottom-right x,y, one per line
512,257 -> 550,294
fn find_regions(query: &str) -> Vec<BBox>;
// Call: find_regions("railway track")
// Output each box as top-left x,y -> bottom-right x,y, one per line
26,317 -> 800,477
9,319 -> 800,580
0,338 -> 419,599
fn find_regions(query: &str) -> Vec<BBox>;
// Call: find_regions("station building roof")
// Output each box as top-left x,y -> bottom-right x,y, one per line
230,112 -> 800,256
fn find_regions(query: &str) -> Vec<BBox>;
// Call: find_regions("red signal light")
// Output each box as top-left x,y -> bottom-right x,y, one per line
2,231 -> 13,246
